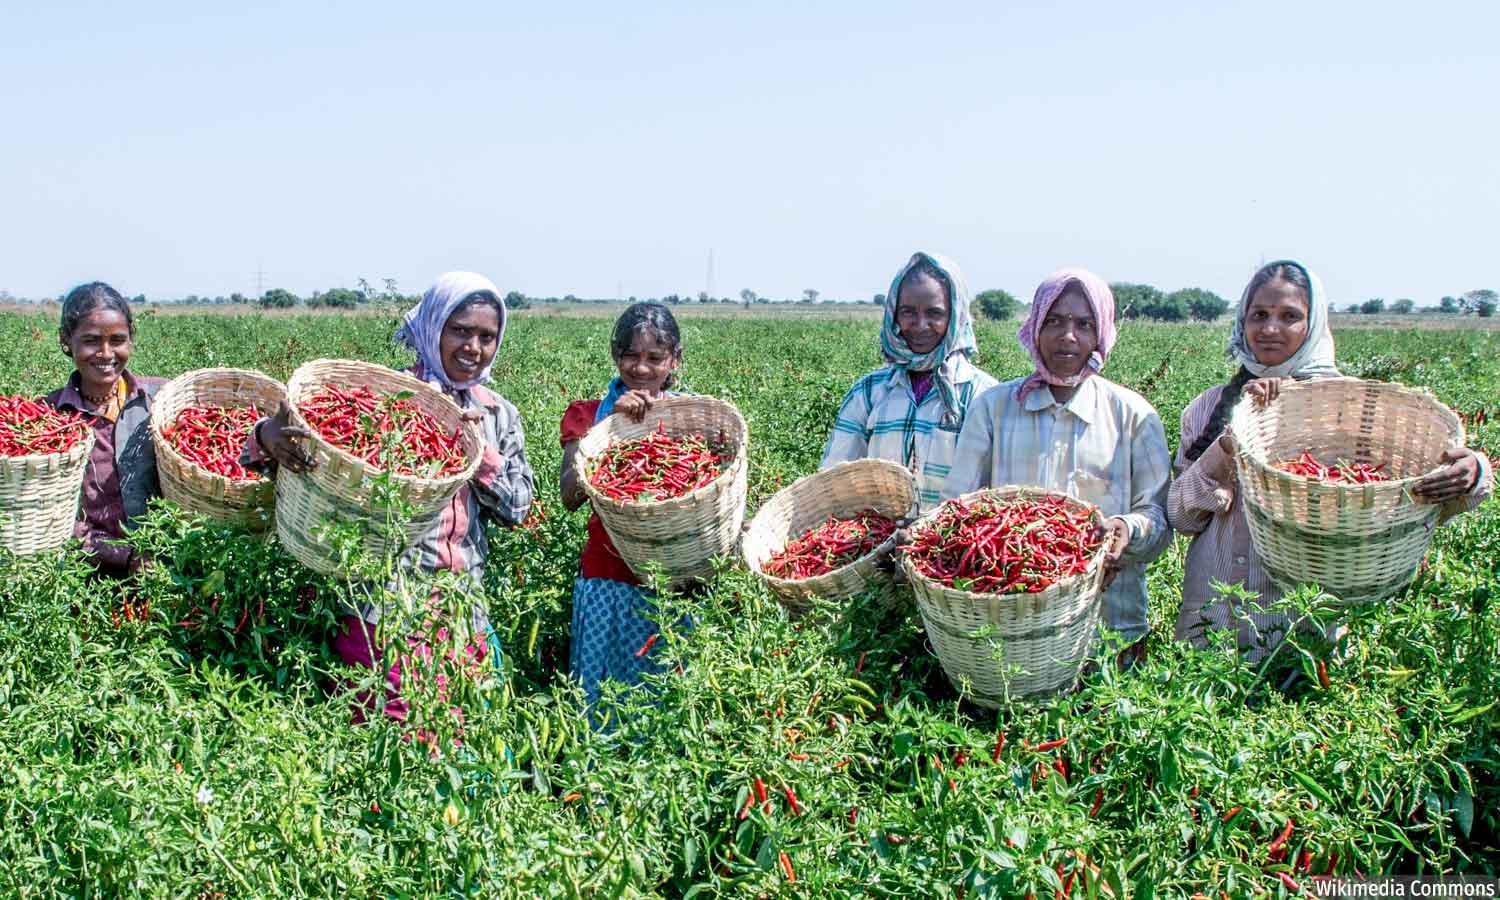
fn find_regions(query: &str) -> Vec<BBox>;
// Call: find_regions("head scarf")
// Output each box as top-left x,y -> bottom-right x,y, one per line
1015,268 -> 1117,402
1227,259 -> 1338,378
394,271 -> 507,392
879,252 -> 979,425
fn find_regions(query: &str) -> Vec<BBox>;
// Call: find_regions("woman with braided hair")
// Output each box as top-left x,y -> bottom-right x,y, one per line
1170,260 -> 1492,660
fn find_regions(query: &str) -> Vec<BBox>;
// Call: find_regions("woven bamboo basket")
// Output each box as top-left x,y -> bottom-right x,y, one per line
575,395 -> 749,586
900,487 -> 1108,705
742,458 -> 916,610
150,368 -> 286,531
1229,377 -> 1465,606
275,360 -> 483,575
0,426 -> 96,556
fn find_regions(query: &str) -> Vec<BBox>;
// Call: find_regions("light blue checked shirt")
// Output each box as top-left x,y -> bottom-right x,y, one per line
821,359 -> 999,512
943,376 -> 1173,643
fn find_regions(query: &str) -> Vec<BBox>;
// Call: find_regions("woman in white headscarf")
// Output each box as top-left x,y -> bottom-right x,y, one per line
253,271 -> 536,724
1169,260 -> 1492,660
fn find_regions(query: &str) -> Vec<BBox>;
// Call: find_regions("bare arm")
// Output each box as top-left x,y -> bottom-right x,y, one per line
560,439 -> 588,511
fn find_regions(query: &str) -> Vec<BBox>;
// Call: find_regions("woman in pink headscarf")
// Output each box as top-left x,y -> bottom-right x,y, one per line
943,268 -> 1172,665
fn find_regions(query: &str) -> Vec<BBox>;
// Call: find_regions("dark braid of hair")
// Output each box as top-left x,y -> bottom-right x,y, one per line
1183,366 -> 1255,462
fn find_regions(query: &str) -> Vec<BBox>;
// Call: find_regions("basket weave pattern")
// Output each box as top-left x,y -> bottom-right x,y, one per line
1229,377 -> 1465,605
901,487 -> 1107,705
149,368 -> 286,530
576,396 -> 749,585
742,458 -> 916,609
0,430 -> 96,556
275,360 -> 482,575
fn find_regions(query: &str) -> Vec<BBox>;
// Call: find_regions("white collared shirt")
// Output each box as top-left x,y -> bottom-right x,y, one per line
944,375 -> 1173,641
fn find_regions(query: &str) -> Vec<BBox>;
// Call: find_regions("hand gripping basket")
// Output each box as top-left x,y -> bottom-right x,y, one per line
275,360 -> 483,575
1229,377 -> 1466,606
900,487 -> 1108,705
150,368 -> 287,531
0,426 -> 96,556
575,395 -> 749,586
742,458 -> 916,610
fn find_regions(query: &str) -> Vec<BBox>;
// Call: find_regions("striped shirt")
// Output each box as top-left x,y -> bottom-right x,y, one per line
944,376 -> 1173,642
1168,383 -> 1494,660
821,359 -> 999,511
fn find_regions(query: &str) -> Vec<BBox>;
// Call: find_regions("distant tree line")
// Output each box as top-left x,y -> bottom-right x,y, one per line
1340,289 -> 1496,318
9,281 -> 1494,319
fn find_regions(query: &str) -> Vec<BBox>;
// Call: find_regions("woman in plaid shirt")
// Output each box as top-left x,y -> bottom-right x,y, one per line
945,269 -> 1173,666
820,252 -> 999,512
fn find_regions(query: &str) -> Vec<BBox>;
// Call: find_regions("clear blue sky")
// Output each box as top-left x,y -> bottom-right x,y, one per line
2,1 -> 1497,306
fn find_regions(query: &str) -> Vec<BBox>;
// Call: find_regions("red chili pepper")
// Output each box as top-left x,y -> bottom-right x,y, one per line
1222,806 -> 1243,823
855,651 -> 866,674
1267,818 -> 1295,857
1089,788 -> 1104,818
1032,737 -> 1069,753
0,396 -> 90,457
848,806 -> 858,825
738,791 -> 753,821
1275,451 -> 1390,485
778,850 -> 796,883
163,404 -> 265,482
1317,660 -> 1331,690
634,634 -> 658,658
902,495 -> 1102,594
300,386 -> 466,477
1278,871 -> 1300,894
783,786 -> 802,816
788,752 -> 809,762
589,428 -> 728,503
992,731 -> 1006,764
754,777 -> 768,807
764,510 -> 898,580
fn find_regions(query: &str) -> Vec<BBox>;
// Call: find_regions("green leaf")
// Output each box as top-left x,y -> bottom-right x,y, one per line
1451,790 -> 1475,837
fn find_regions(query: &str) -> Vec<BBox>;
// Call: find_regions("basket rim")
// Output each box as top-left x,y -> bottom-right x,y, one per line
899,485 -> 1108,603
149,367 -> 286,488
745,458 -> 916,590
284,359 -> 484,490
577,395 -> 749,513
1228,376 -> 1465,491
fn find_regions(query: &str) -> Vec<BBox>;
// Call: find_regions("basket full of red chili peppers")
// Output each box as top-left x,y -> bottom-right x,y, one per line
0,395 -> 96,555
742,459 -> 915,610
899,487 -> 1108,704
1228,377 -> 1466,606
575,395 -> 749,585
276,359 -> 484,575
150,368 -> 287,530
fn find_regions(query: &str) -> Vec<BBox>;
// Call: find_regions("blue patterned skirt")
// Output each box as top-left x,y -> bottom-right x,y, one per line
569,576 -> 678,707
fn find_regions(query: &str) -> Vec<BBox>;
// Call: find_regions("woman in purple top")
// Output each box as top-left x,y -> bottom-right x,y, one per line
44,282 -> 166,577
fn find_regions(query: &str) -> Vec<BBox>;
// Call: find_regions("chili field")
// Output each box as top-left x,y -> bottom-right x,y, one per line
0,308 -> 1497,898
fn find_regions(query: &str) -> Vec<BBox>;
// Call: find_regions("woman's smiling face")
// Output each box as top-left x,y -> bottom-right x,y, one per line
61,308 -> 133,393
895,272 -> 950,356
1243,278 -> 1310,368
439,300 -> 501,383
